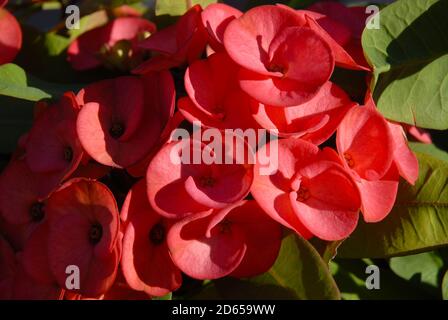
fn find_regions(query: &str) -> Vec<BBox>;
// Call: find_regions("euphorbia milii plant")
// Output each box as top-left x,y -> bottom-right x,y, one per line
0,0 -> 426,301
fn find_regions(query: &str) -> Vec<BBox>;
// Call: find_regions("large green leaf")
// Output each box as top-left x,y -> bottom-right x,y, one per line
193,234 -> 340,300
339,152 -> 448,258
155,0 -> 216,17
390,252 -> 444,297
0,64 -> 51,101
363,0 -> 448,129
331,259 -> 434,300
410,142 -> 448,162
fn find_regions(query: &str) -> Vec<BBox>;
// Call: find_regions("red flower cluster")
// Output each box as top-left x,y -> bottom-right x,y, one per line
1,2 -> 419,299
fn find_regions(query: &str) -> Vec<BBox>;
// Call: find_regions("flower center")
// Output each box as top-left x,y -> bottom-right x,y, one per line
212,107 -> 226,121
89,223 -> 103,244
64,146 -> 73,162
267,63 -> 286,74
199,176 -> 215,187
30,202 -> 45,222
344,152 -> 355,168
219,219 -> 232,234
296,186 -> 310,202
109,122 -> 125,139
137,30 -> 152,42
149,223 -> 165,245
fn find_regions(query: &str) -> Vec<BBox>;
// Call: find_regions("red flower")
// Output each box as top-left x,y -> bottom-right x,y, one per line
22,179 -> 121,297
167,200 -> 281,280
179,52 -> 260,130
99,269 -> 152,300
336,100 -> 418,222
0,159 -> 51,225
251,81 -> 355,145
146,136 -> 253,219
0,94 -> 85,235
26,92 -> 83,179
68,17 -> 156,71
223,5 -> 335,107
0,235 -> 64,300
201,3 -> 242,53
252,138 -> 361,241
0,235 -> 16,299
307,1 -> 370,69
77,73 -> 175,168
133,5 -> 208,73
121,180 -> 182,297
0,3 -> 22,65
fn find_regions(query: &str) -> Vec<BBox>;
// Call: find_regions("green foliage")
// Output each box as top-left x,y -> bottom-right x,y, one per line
332,259 -> 435,300
362,0 -> 448,129
193,234 -> 340,300
410,142 -> 448,163
390,251 -> 444,297
155,0 -> 217,17
340,152 -> 448,258
442,270 -> 448,299
0,64 -> 50,101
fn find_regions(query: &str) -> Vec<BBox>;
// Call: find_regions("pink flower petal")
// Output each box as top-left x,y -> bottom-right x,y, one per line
201,3 -> 242,52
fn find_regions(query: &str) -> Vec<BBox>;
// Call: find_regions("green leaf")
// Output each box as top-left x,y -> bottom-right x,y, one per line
153,293 -> 172,300
390,252 -> 444,297
310,238 -> 344,265
68,10 -> 109,40
0,64 -> 51,101
193,234 -> 340,300
410,142 -> 448,163
332,259 -> 434,300
363,0 -> 448,129
155,0 -> 216,17
339,152 -> 448,258
442,270 -> 448,299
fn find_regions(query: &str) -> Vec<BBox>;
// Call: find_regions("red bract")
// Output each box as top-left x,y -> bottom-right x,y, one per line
23,179 -> 120,297
179,52 -> 260,130
0,235 -> 15,299
121,180 -> 182,297
0,5 -> 22,65
201,3 -> 242,52
251,81 -> 355,145
224,5 -> 334,107
167,200 -> 281,280
336,105 -> 396,222
133,5 -> 208,73
99,269 -> 152,300
405,125 -> 432,144
307,1 -> 369,68
77,73 -> 175,168
68,17 -> 156,71
387,121 -> 419,185
336,102 -> 418,222
147,136 -> 253,219
26,92 -> 83,178
252,138 -> 361,241
1,235 -> 63,300
0,159 -> 61,229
